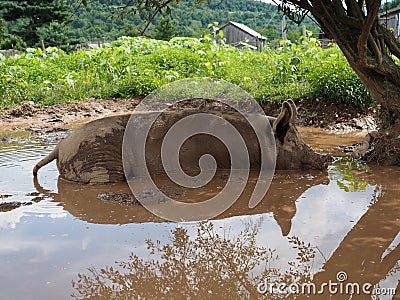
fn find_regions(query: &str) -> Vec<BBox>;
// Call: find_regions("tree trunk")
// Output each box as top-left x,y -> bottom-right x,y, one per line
350,60 -> 400,115
333,31 -> 400,116
328,23 -> 400,165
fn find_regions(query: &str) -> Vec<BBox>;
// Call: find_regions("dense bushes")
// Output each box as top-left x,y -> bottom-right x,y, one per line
303,44 -> 373,107
0,35 -> 374,108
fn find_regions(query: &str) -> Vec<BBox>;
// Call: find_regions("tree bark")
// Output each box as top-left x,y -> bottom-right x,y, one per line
349,59 -> 400,115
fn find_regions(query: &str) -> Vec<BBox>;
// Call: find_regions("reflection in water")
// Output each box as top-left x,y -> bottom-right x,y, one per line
71,221 -> 315,299
0,133 -> 399,299
304,165 -> 400,300
0,141 -> 66,229
33,170 -> 329,237
329,157 -> 370,192
69,163 -> 399,299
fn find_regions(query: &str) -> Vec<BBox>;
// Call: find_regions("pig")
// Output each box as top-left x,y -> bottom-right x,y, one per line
33,100 -> 331,184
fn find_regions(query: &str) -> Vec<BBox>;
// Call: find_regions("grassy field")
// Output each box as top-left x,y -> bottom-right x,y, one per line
0,35 -> 374,109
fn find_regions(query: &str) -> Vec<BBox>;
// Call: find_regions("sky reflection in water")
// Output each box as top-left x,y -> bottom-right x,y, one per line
0,141 -> 398,299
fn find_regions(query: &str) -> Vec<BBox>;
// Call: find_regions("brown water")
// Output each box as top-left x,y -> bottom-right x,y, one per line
0,129 -> 399,299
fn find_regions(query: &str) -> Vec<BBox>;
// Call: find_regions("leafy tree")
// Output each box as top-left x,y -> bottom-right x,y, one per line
0,0 -> 72,47
0,19 -> 26,50
37,21 -> 82,52
123,24 -> 140,37
273,0 -> 400,115
65,0 -> 317,43
153,17 -> 176,40
381,0 -> 400,11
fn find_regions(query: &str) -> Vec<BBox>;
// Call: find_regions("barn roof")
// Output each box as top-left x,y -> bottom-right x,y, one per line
219,21 -> 268,40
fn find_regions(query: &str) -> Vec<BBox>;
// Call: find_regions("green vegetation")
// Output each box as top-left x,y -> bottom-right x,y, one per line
0,19 -> 26,50
381,0 -> 400,11
0,0 -> 318,50
0,34 -> 373,108
153,17 -> 177,41
0,0 -> 75,49
161,0 -> 318,40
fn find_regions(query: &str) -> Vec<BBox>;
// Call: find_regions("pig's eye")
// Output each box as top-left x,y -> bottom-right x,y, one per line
286,137 -> 296,144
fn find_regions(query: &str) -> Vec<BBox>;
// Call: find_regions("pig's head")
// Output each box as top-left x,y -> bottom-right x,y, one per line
269,100 -> 331,170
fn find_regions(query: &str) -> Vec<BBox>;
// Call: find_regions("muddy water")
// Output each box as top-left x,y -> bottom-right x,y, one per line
0,129 -> 399,300
298,127 -> 367,155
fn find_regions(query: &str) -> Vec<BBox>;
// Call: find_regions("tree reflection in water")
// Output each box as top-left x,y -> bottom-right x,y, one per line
71,221 -> 316,299
328,157 -> 370,192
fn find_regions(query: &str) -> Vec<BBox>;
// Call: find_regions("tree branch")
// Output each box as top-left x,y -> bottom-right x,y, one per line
140,7 -> 161,34
368,33 -> 383,64
373,22 -> 387,56
366,56 -> 400,85
94,0 -> 178,35
357,0 -> 380,66
312,0 -> 359,56
381,25 -> 400,59
332,0 -> 346,18
292,0 -> 313,11
345,0 -> 364,19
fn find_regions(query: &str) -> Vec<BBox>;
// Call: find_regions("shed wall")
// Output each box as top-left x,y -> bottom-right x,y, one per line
221,24 -> 258,48
380,12 -> 400,37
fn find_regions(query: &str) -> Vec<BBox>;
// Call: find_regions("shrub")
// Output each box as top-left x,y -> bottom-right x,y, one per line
304,44 -> 374,107
0,35 -> 374,108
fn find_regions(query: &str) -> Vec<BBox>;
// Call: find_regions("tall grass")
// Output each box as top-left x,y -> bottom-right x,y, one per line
0,35 -> 373,108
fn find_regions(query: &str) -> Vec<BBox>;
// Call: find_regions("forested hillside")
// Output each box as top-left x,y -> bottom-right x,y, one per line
0,0 -> 318,50
71,0 -> 318,41
381,0 -> 400,11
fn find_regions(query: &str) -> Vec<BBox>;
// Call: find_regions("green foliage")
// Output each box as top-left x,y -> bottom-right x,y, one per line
0,18 -> 26,50
0,34 -> 374,108
37,21 -> 82,52
0,0 -> 74,47
1,0 -> 319,45
0,34 -> 26,50
153,17 -> 176,41
164,0 -> 318,41
304,44 -> 374,107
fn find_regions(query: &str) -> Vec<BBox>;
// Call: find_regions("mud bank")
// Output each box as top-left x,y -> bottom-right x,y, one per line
0,97 -> 377,138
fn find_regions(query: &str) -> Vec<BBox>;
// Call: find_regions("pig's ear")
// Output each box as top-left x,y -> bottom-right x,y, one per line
287,99 -> 297,123
273,101 -> 293,134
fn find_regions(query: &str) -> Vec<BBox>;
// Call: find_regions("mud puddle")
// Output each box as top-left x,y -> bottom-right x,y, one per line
0,129 -> 398,299
298,127 -> 367,156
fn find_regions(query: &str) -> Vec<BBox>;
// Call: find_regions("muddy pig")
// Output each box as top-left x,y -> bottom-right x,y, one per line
33,101 -> 331,184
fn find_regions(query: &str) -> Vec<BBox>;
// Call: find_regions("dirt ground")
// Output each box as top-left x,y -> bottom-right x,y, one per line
0,97 -> 378,138
0,98 -> 142,136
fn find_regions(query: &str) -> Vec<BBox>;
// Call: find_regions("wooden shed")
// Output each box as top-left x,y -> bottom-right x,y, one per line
218,21 -> 267,51
379,7 -> 400,38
